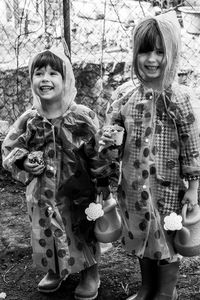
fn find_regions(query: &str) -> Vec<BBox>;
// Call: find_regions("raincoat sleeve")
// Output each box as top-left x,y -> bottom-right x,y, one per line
1,109 -> 35,185
95,83 -> 133,163
106,81 -> 136,126
84,87 -> 135,191
175,88 -> 200,180
76,107 -> 119,196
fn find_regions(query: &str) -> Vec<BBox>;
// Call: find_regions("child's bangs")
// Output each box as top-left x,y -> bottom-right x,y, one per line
30,51 -> 64,79
137,20 -> 160,53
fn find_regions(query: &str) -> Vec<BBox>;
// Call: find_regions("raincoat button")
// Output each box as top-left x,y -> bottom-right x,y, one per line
145,92 -> 153,100
48,149 -> 55,158
46,168 -> 54,178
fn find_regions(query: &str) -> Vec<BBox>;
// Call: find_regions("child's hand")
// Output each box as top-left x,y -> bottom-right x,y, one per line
98,131 -> 115,152
96,186 -> 111,200
23,157 -> 45,175
98,125 -> 124,152
181,188 -> 198,211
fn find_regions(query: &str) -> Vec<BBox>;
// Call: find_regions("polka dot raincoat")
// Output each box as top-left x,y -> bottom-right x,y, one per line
106,12 -> 200,260
1,46 -> 113,277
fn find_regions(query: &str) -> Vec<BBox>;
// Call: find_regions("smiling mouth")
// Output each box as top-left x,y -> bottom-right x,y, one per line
40,86 -> 53,92
145,66 -> 159,71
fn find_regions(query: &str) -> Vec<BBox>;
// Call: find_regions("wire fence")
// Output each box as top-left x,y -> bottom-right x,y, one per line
0,0 -> 200,128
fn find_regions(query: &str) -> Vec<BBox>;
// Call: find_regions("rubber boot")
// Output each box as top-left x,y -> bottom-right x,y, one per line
38,242 -> 66,293
74,264 -> 100,300
153,261 -> 179,300
126,258 -> 157,300
37,271 -> 65,293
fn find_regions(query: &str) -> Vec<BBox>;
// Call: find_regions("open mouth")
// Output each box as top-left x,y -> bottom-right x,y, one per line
145,66 -> 159,71
40,86 -> 53,92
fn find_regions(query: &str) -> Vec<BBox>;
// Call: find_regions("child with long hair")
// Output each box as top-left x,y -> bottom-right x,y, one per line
100,11 -> 200,300
1,44 -> 114,300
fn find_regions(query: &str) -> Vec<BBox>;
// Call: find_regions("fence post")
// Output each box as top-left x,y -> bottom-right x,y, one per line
63,0 -> 71,58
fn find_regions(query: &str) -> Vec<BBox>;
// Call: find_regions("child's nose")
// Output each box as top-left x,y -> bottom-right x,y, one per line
148,51 -> 157,61
42,73 -> 50,81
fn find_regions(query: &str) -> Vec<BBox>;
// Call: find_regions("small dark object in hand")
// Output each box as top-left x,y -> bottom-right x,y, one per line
28,151 -> 44,165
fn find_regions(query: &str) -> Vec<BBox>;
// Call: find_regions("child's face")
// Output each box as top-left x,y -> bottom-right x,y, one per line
32,65 -> 64,103
137,36 -> 166,83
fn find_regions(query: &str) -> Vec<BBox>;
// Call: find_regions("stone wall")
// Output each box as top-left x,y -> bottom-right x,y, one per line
0,60 -> 130,126
0,58 -> 199,129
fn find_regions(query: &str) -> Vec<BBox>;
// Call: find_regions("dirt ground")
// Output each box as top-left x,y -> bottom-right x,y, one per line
1,171 -> 200,299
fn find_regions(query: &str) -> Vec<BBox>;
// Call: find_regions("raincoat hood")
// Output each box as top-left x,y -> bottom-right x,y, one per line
28,43 -> 77,115
132,11 -> 181,91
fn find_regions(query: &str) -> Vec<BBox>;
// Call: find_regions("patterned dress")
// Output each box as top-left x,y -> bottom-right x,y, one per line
1,103 -> 113,277
107,83 -> 200,260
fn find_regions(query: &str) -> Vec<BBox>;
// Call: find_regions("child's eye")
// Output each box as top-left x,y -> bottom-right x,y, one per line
156,49 -> 164,55
50,71 -> 59,76
34,71 -> 43,76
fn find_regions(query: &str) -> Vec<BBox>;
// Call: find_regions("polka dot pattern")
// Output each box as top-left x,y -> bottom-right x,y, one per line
139,220 -> 148,231
186,113 -> 195,124
152,146 -> 158,155
142,170 -> 149,179
44,189 -> 54,198
9,133 -> 20,140
41,257 -> 48,267
46,170 -> 54,178
46,249 -> 53,258
132,180 -> 139,190
145,212 -> 150,221
39,219 -> 46,227
180,133 -> 190,143
135,201 -> 141,211
116,88 -> 200,261
133,160 -> 140,168
143,148 -> 150,157
170,140 -> 178,149
128,231 -> 134,239
44,228 -> 52,237
39,239 -> 46,247
61,269 -> 69,277
145,112 -> 151,118
54,229 -> 63,237
38,200 -> 46,208
135,138 -> 141,148
2,108 -> 102,278
68,257 -> 75,266
154,252 -> 162,260
155,125 -> 162,134
125,210 -> 129,219
145,127 -> 151,136
58,249 -> 66,258
141,191 -> 149,200
150,166 -> 156,175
